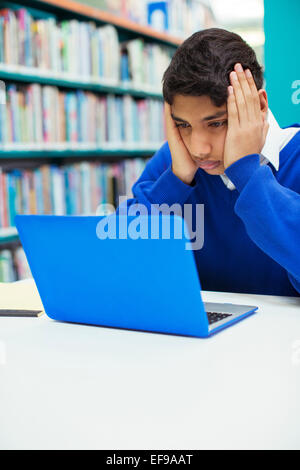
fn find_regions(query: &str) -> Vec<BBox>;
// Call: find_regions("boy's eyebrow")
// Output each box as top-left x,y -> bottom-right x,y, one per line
202,110 -> 227,121
171,110 -> 227,122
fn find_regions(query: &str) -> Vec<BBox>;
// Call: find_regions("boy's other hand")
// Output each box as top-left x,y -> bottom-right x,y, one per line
224,63 -> 269,170
164,102 -> 198,185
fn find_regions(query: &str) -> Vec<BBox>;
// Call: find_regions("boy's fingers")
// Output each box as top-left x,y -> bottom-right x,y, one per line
230,71 -> 247,125
244,68 -> 262,120
227,86 -> 239,127
234,64 -> 256,121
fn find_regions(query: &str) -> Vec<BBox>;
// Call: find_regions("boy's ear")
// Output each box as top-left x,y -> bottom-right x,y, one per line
258,89 -> 268,119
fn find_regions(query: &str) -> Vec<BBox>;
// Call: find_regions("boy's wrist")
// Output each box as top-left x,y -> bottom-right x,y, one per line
171,165 -> 196,186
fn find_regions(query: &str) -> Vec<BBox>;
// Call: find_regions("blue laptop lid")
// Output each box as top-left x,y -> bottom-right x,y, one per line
15,215 -> 209,337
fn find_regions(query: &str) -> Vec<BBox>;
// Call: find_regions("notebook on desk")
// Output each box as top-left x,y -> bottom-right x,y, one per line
15,214 -> 258,337
0,309 -> 43,317
0,279 -> 44,317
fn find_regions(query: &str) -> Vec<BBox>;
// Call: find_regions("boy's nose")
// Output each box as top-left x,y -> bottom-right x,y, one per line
189,133 -> 212,157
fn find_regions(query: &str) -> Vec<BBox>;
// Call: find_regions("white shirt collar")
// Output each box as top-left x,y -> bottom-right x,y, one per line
220,108 -> 300,190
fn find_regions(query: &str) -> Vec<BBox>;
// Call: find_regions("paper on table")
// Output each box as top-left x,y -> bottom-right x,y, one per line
0,278 -> 44,312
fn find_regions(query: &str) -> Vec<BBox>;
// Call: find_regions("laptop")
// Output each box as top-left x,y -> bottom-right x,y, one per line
15,214 -> 258,338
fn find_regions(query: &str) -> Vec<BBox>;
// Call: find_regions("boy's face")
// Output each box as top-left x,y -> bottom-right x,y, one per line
171,94 -> 229,175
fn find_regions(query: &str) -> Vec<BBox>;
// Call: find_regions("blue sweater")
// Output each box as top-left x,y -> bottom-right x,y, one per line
120,126 -> 300,296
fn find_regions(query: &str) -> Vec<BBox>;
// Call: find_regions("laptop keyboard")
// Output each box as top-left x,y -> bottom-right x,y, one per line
207,311 -> 232,325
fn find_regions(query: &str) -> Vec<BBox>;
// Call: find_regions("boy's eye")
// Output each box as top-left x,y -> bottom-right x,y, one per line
208,120 -> 228,128
174,122 -> 190,129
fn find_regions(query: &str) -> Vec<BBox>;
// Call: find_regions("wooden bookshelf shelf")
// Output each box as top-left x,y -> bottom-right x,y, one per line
0,147 -> 160,159
11,0 -> 183,47
0,67 -> 163,100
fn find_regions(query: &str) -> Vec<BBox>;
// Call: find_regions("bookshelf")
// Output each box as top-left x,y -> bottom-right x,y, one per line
0,0 -> 186,279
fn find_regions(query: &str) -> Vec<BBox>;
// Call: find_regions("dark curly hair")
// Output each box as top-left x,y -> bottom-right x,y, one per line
162,28 -> 264,107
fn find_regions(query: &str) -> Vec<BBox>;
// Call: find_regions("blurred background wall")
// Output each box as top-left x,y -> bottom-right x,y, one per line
264,0 -> 300,127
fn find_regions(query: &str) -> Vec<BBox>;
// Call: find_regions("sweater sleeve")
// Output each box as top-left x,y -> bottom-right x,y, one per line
117,141 -> 195,214
225,154 -> 300,293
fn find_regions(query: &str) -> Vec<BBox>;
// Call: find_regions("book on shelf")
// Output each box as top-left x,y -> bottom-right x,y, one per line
148,1 -> 169,32
0,81 -> 166,148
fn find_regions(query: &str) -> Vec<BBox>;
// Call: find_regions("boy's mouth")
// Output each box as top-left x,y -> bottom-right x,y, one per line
195,160 -> 221,170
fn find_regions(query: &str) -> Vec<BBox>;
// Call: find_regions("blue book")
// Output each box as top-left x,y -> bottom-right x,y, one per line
7,172 -> 17,227
63,166 -> 70,215
147,2 -> 169,31
120,52 -> 130,82
11,169 -> 22,217
69,166 -> 77,214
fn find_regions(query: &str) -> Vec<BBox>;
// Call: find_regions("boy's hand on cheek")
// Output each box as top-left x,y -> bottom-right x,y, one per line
223,63 -> 269,170
164,102 -> 198,185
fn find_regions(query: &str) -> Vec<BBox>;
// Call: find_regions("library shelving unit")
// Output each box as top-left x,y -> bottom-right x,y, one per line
0,0 -> 182,251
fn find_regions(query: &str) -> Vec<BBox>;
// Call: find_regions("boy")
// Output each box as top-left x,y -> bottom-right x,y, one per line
119,28 -> 300,296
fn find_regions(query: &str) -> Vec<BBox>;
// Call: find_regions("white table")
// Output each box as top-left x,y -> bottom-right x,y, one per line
0,280 -> 300,450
